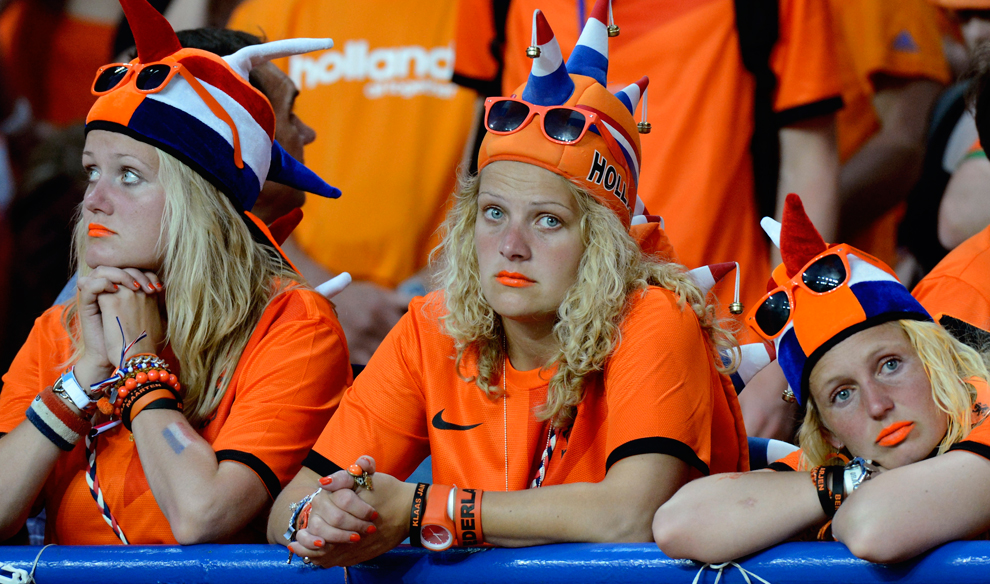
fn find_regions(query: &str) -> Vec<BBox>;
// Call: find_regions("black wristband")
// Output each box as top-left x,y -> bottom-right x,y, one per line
812,466 -> 836,518
409,482 -> 429,548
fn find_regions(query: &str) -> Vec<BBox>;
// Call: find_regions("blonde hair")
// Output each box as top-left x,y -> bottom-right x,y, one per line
64,148 -> 299,424
797,319 -> 989,468
433,170 -> 739,427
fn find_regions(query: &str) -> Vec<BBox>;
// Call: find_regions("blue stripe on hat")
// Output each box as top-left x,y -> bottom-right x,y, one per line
849,281 -> 932,322
522,67 -> 575,105
777,327 -> 807,405
566,45 -> 608,86
128,98 -> 263,211
615,90 -> 634,113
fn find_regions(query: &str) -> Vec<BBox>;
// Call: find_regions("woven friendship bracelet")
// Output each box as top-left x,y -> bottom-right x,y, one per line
26,386 -> 92,451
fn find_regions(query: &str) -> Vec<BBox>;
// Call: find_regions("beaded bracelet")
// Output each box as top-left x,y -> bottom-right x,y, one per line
96,354 -> 180,417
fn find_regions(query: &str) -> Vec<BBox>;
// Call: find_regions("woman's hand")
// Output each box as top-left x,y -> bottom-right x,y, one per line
290,456 -> 414,567
74,267 -> 164,386
95,267 -> 164,364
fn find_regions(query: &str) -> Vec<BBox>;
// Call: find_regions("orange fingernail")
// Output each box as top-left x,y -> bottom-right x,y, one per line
156,282 -> 164,290
366,525 -> 377,535
319,476 -> 332,486
349,533 -> 361,543
370,511 -> 379,520
113,284 -> 119,291
313,539 -> 324,548
132,282 -> 141,290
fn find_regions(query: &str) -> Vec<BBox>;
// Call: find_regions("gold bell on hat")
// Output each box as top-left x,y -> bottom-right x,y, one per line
637,121 -> 652,134
526,45 -> 541,58
729,301 -> 744,315
607,24 -> 620,37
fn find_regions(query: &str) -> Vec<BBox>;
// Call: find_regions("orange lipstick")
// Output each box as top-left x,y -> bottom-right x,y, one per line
496,271 -> 535,288
88,223 -> 116,238
875,421 -> 914,447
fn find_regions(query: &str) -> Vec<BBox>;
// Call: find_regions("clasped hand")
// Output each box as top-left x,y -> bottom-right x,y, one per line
74,266 -> 165,386
289,456 -> 411,568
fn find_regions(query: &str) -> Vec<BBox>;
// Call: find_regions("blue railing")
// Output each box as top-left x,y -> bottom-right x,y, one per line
2,542 -> 989,583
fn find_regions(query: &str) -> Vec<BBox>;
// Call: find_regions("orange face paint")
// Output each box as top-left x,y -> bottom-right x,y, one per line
875,421 -> 914,447
88,223 -> 117,237
496,271 -> 535,288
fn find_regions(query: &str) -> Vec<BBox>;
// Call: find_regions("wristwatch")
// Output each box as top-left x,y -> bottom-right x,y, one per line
420,485 -> 456,551
843,457 -> 878,494
53,370 -> 97,411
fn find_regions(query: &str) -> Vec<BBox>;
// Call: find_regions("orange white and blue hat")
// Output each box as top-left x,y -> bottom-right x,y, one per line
85,0 -> 340,221
477,0 -> 649,228
746,194 -> 931,406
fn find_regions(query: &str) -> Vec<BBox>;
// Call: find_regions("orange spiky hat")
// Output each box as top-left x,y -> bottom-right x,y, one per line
477,0 -> 648,227
86,0 -> 340,216
747,194 -> 931,405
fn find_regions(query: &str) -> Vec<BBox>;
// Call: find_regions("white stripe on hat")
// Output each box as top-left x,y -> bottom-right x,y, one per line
848,253 -> 899,287
148,76 -> 272,190
600,119 -> 640,179
574,13 -> 608,60
532,37 -> 564,78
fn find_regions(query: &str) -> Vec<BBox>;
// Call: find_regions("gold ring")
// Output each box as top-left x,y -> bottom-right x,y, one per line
347,464 -> 374,491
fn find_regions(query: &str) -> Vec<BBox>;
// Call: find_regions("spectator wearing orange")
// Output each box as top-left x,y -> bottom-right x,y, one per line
269,4 -> 746,566
228,0 -> 478,363
457,0 -> 844,312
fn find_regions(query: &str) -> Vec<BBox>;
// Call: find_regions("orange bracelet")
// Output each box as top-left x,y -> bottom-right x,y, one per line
125,388 -> 180,429
420,485 -> 455,551
454,488 -> 484,546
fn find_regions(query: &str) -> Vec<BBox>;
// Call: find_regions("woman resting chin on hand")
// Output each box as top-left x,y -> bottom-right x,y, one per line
270,0 -> 748,567
0,1 -> 350,546
653,194 -> 990,564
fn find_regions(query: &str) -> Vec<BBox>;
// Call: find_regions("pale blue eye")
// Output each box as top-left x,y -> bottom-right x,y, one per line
883,359 -> 900,372
484,207 -> 503,220
834,388 -> 851,403
122,170 -> 140,185
86,168 -> 100,182
539,216 -> 560,228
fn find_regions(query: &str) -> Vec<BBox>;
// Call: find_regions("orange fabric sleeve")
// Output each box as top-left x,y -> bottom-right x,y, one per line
915,277 -> 990,333
771,0 -> 843,116
210,291 -> 351,498
308,306 -> 431,480
0,307 -> 71,434
770,448 -> 803,471
453,0 -> 500,90
601,288 -> 722,474
836,0 -> 950,91
948,379 -> 990,460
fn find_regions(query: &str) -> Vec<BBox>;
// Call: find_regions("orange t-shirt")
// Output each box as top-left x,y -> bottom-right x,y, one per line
467,0 -> 842,310
831,0 -> 950,265
305,288 -> 748,490
228,0 -> 477,288
0,2 -> 115,126
913,223 -> 990,332
0,288 -> 350,544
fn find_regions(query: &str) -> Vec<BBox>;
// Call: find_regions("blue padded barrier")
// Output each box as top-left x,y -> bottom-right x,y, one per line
3,542 -> 990,583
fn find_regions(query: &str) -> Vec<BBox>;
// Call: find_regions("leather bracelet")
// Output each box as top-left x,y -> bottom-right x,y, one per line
409,482 -> 429,548
454,487 -> 484,546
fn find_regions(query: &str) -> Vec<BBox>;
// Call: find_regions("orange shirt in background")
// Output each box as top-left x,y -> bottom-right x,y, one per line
830,0 -> 950,265
0,1 -> 115,126
228,1 -> 477,288
0,289 -> 350,544
913,223 -> 990,331
485,0 -> 841,309
306,288 -> 748,489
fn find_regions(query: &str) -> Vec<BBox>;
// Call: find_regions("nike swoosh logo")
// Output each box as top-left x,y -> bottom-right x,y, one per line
432,409 -> 482,431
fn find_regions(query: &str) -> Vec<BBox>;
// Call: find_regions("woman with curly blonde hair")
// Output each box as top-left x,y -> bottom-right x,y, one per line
0,1 -> 349,545
654,194 -> 990,565
269,1 -> 747,567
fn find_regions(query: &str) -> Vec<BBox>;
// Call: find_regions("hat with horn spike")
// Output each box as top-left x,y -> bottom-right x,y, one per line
745,194 -> 931,406
86,0 -> 340,219
478,0 -> 649,228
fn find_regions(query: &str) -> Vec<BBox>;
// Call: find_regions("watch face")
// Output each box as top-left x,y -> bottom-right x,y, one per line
421,524 -> 453,551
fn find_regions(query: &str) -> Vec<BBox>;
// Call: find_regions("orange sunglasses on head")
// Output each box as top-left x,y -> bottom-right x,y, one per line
747,246 -> 855,341
91,60 -> 245,169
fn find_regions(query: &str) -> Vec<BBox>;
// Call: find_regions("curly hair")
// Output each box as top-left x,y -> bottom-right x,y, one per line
432,167 -> 739,427
64,148 -> 300,425
797,319 -> 989,468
